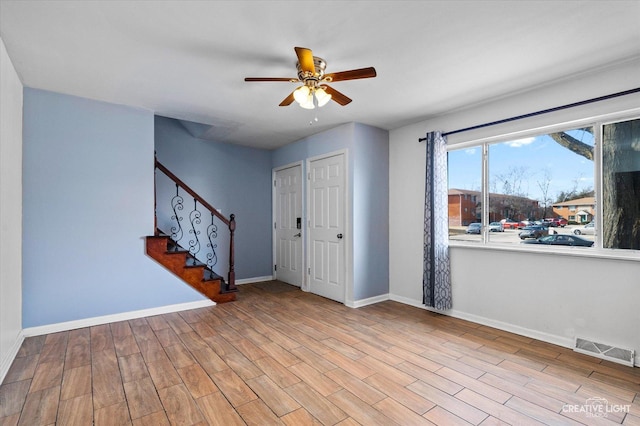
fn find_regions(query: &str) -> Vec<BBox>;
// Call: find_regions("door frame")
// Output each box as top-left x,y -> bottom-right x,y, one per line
272,160 -> 305,288
305,149 -> 352,303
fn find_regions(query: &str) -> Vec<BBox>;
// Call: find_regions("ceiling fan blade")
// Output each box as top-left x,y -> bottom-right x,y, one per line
324,67 -> 377,82
321,85 -> 352,106
245,77 -> 297,82
279,91 -> 296,106
295,47 -> 315,74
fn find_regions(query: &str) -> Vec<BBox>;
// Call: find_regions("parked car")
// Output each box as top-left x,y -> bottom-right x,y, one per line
489,222 -> 504,232
501,219 -> 521,229
573,222 -> 595,235
466,222 -> 482,234
555,217 -> 568,227
518,225 -> 548,240
521,234 -> 594,247
544,218 -> 568,227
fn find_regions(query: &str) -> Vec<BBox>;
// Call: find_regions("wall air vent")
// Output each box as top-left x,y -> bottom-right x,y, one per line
574,337 -> 635,367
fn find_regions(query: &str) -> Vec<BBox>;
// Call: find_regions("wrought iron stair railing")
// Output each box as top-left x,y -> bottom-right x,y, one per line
154,158 -> 237,292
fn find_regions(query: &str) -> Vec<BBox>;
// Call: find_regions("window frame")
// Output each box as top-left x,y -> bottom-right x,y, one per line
447,111 -> 640,261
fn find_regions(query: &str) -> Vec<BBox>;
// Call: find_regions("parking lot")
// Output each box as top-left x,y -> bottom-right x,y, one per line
450,225 -> 595,244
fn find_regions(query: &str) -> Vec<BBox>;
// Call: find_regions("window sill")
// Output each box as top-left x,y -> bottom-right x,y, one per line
448,240 -> 640,262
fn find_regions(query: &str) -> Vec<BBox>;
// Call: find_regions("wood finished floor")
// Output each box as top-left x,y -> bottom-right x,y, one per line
1,281 -> 639,426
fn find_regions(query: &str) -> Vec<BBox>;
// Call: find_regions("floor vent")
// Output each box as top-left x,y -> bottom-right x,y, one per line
574,338 -> 635,367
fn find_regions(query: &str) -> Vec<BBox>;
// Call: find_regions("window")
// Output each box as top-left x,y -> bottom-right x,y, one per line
448,146 -> 482,241
448,116 -> 640,253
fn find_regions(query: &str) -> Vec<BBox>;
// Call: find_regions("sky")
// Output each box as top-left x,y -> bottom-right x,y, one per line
448,127 -> 594,204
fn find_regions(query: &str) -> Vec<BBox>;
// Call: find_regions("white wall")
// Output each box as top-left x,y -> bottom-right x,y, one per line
0,37 -> 24,382
390,58 -> 640,364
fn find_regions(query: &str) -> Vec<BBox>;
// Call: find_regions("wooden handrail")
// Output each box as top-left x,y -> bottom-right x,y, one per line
155,159 -> 230,226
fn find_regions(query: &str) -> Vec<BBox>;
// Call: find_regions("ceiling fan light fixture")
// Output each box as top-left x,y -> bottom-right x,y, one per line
315,87 -> 332,107
299,94 -> 315,109
294,85 -> 316,109
293,86 -> 310,104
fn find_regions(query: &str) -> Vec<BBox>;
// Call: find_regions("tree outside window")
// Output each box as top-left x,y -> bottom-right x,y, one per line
602,118 -> 640,249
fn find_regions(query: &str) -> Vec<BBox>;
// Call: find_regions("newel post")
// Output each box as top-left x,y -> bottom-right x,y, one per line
153,153 -> 159,236
227,214 -> 237,291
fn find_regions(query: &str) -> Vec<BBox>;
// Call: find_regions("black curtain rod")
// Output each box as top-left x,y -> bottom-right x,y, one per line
418,87 -> 640,142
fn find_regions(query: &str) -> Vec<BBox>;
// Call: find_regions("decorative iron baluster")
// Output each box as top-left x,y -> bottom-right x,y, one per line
188,199 -> 201,264
155,160 -> 238,293
170,183 -> 184,249
206,212 -> 218,269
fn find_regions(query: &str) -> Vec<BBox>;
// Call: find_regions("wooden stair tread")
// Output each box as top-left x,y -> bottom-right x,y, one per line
145,235 -> 236,303
184,257 -> 206,268
203,269 -> 224,281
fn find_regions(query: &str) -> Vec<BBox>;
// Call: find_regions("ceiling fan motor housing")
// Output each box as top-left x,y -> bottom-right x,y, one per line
297,56 -> 327,87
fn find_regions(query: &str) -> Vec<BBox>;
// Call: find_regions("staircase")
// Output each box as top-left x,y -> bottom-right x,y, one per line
146,234 -> 236,303
147,158 -> 238,304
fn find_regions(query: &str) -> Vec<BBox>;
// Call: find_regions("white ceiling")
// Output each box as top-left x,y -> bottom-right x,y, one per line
1,1 -> 639,149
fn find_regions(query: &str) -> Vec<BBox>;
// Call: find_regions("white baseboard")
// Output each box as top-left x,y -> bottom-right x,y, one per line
388,294 -> 425,309
236,275 -> 274,285
4,278 -> 273,380
21,276 -> 275,338
0,331 -> 25,384
22,299 -> 216,337
346,293 -> 390,308
448,308 -> 574,350
389,293 -> 575,351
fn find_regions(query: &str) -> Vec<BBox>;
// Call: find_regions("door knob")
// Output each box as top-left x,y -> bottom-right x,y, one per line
294,232 -> 301,237
337,233 -> 343,239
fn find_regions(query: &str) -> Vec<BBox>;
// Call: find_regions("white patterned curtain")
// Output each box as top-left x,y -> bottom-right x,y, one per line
423,131 -> 452,310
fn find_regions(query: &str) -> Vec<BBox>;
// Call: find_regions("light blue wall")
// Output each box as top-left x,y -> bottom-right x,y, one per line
272,122 -> 390,301
272,124 -> 356,168
154,116 -> 272,279
352,124 -> 389,300
22,89 -> 204,328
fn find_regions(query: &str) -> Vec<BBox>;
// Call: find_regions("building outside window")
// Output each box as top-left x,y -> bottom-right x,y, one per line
553,197 -> 595,224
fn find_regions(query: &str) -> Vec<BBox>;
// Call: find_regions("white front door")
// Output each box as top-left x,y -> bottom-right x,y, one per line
308,153 -> 346,302
274,165 -> 303,287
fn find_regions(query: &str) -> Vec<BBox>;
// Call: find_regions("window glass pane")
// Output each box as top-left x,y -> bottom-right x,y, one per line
448,147 -> 482,242
602,118 -> 640,250
487,126 -> 594,246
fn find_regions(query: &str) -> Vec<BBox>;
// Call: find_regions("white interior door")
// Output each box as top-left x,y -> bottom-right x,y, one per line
308,153 -> 345,302
274,165 -> 303,287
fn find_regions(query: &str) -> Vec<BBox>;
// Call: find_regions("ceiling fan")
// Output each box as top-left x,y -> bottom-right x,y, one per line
244,47 -> 377,109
